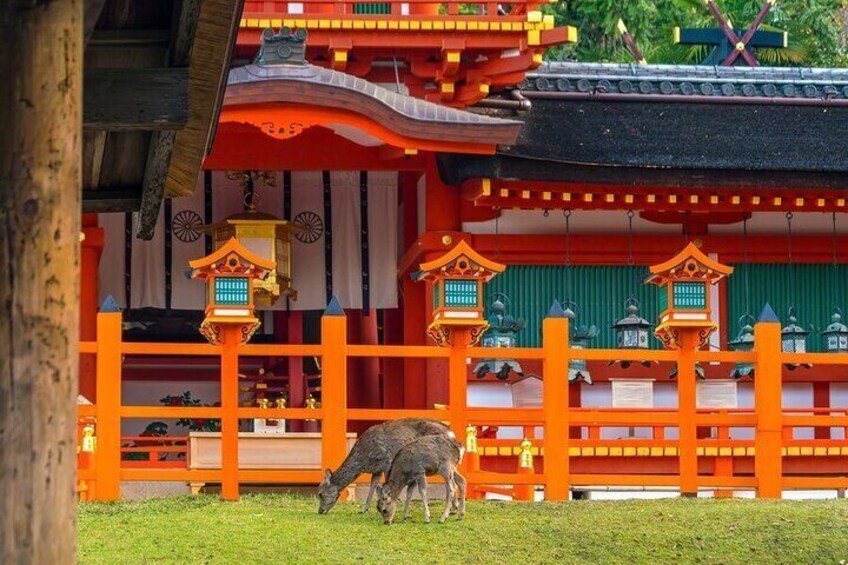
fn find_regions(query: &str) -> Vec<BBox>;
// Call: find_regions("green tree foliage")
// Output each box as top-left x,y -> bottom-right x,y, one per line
544,0 -> 848,67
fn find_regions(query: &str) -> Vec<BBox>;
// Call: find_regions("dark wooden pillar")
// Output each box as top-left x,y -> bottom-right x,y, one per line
0,2 -> 82,562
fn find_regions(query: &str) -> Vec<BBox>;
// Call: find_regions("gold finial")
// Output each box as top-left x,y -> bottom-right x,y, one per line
616,19 -> 627,35
81,425 -> 97,453
275,397 -> 287,409
305,394 -> 317,421
257,398 -> 270,409
465,425 -> 478,454
519,438 -> 534,469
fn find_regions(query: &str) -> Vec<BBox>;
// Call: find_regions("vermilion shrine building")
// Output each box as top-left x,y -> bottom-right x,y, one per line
77,1 -> 848,498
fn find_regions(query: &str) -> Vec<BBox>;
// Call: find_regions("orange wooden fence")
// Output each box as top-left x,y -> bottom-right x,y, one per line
78,310 -> 848,502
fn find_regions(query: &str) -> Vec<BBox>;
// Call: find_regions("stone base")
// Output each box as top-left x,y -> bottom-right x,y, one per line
121,481 -> 191,500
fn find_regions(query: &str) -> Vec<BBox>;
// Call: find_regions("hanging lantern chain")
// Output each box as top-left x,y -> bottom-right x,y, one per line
563,210 -> 572,302
832,212 -> 838,301
743,219 -> 750,314
786,211 -> 794,310
626,210 -> 636,300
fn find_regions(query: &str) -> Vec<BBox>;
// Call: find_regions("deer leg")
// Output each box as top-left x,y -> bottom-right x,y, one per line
439,468 -> 456,523
401,482 -> 415,521
417,476 -> 431,524
453,469 -> 467,520
362,473 -> 381,512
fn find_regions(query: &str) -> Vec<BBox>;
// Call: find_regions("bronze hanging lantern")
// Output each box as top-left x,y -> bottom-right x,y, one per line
822,308 -> 848,353
474,294 -> 526,380
564,301 -> 598,385
728,316 -> 755,379
611,298 -> 653,368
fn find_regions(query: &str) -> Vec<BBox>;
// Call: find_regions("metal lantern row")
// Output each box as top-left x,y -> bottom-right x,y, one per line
473,295 -> 526,381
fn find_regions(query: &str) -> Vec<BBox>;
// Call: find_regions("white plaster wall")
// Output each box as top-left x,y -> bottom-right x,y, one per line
467,380 -> 819,441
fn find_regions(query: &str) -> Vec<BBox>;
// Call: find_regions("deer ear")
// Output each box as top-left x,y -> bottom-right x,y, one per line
323,469 -> 332,482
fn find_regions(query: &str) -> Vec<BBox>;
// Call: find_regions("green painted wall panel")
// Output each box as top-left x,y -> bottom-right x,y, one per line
353,3 -> 391,14
486,265 -> 660,349
727,263 -> 848,352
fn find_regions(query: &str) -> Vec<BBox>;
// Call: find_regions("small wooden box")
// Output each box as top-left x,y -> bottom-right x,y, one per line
188,432 -> 356,470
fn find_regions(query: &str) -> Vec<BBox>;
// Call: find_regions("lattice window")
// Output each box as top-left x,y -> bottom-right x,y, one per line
673,281 -> 706,309
444,279 -> 477,307
353,3 -> 391,14
215,277 -> 250,306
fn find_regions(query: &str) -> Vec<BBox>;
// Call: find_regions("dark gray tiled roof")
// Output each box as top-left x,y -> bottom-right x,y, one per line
523,62 -> 848,101
229,63 -> 520,126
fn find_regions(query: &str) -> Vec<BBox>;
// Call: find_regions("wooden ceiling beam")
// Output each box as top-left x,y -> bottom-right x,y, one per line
137,131 -> 176,240
83,68 -> 188,131
135,0 -> 201,240
82,188 -> 142,213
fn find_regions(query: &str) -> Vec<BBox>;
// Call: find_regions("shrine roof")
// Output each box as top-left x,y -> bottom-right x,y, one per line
438,62 -> 848,199
522,62 -> 848,102
224,63 -> 521,146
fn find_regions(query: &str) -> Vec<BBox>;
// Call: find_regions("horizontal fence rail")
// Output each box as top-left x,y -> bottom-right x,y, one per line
77,311 -> 848,502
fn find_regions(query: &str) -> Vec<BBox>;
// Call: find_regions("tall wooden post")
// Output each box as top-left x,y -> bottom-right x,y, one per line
677,330 -> 699,496
220,325 -> 241,501
321,302 -> 348,474
94,312 -> 123,501
755,320 -> 783,499
543,314 -> 570,501
0,2 -> 82,562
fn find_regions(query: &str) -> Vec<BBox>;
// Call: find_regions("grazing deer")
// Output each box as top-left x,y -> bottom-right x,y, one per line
376,434 -> 466,525
317,418 -> 454,514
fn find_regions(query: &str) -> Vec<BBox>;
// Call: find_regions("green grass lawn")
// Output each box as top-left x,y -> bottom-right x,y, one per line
79,494 -> 848,564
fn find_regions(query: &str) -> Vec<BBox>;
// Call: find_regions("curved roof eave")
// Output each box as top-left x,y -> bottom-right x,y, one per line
224,63 -> 522,147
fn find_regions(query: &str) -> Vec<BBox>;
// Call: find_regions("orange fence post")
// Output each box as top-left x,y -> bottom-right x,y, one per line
677,330 -> 698,496
449,328 -> 469,447
755,318 -> 783,499
94,311 -> 122,501
220,325 -> 241,501
321,301 -> 348,475
543,312 -> 570,501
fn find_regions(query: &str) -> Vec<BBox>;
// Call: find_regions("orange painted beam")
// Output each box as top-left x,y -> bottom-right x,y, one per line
219,104 -> 499,155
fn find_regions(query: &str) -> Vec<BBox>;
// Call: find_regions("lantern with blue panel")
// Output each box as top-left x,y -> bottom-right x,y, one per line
415,240 -> 505,347
646,242 -> 733,350
473,294 -> 525,380
190,237 -> 275,344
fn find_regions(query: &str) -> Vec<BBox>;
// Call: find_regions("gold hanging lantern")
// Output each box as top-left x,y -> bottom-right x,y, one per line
205,171 -> 304,307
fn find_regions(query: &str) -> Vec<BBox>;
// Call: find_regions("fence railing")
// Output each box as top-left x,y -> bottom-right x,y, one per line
77,310 -> 848,502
